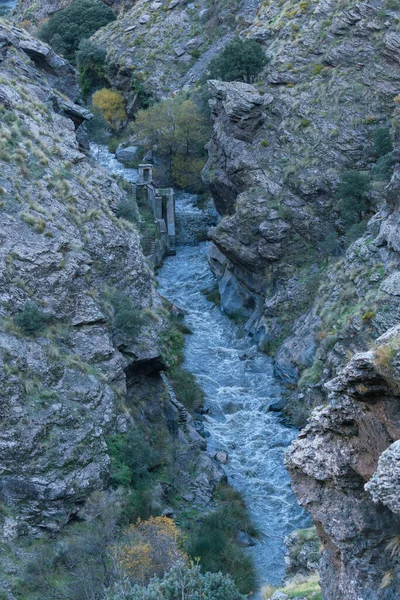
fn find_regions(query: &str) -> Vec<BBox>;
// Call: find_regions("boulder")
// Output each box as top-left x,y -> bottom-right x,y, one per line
116,145 -> 138,163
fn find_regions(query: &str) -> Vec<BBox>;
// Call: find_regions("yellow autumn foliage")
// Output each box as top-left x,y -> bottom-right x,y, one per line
92,88 -> 127,130
111,516 -> 187,585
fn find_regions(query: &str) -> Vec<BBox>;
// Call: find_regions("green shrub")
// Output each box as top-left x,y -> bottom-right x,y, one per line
312,64 -> 324,75
208,38 -> 267,84
76,39 -> 108,99
170,367 -> 204,412
373,127 -> 393,157
386,0 -> 400,8
39,0 -> 115,63
344,220 -> 367,246
107,430 -> 160,522
336,170 -> 371,227
110,291 -> 146,339
372,152 -> 395,181
107,430 -> 159,488
130,74 -> 152,110
104,561 -> 246,600
116,199 -> 138,223
14,302 -> 51,336
160,322 -> 185,369
133,95 -> 209,186
186,484 -> 257,595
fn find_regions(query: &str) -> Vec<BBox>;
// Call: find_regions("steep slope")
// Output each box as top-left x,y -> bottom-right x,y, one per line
204,0 -> 400,409
91,0 -> 260,111
13,0 -> 136,25
0,20 -> 219,540
286,326 -> 400,599
201,2 -> 400,598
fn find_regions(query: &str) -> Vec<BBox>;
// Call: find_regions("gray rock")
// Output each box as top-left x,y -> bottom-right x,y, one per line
366,440 -> 400,514
138,13 -> 151,24
116,145 -> 138,163
214,451 -> 228,464
174,46 -> 186,57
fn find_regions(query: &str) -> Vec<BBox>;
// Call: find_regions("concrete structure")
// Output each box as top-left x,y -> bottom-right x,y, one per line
138,164 -> 153,184
136,164 -> 176,256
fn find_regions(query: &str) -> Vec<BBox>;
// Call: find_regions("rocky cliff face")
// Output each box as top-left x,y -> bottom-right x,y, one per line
204,0 -> 400,405
0,20 -> 219,540
90,0 -> 259,113
286,326 -> 400,599
202,1 -> 400,597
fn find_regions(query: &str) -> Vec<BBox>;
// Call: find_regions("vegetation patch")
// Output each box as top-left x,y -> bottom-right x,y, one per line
185,483 -> 258,595
14,302 -> 52,336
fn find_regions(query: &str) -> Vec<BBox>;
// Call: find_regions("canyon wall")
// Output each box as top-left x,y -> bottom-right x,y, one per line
0,22 -> 219,541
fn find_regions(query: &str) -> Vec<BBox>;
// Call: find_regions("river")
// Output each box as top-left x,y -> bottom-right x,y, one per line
93,145 -> 309,589
0,0 -> 16,16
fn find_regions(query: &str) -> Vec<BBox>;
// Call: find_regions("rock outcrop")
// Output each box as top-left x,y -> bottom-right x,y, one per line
90,0 -> 260,110
201,2 -> 400,597
0,21 -> 221,539
286,327 -> 400,599
204,0 -> 400,409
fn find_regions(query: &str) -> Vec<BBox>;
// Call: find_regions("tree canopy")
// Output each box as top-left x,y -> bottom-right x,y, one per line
39,0 -> 115,63
337,170 -> 371,227
208,38 -> 267,84
132,96 -> 210,190
92,88 -> 127,130
76,39 -> 107,98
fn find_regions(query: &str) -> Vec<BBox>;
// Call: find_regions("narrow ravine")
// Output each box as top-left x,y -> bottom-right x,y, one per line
93,146 -> 309,588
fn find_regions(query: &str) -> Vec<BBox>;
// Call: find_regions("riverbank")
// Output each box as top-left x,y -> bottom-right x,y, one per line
92,143 -> 309,589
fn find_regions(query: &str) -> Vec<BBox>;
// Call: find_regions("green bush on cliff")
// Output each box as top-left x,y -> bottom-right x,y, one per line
373,126 -> 393,157
14,302 -> 51,336
76,39 -> 108,99
336,170 -> 371,227
39,0 -> 115,63
208,38 -> 268,84
110,291 -> 146,339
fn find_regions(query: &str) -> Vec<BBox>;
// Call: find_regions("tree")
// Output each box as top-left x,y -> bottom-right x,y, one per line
111,517 -> 186,586
76,39 -> 107,99
336,170 -> 371,227
208,38 -> 267,84
132,96 -> 209,187
104,561 -> 246,600
373,126 -> 393,157
92,88 -> 127,130
39,0 -> 115,63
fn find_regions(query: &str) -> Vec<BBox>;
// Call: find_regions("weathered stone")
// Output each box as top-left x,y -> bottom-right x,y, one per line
366,440 -> 400,514
138,13 -> 151,24
174,46 -> 185,57
115,145 -> 138,163
214,450 -> 228,464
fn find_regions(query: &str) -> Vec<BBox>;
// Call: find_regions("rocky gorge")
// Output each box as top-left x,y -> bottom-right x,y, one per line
0,0 -> 400,598
0,16 -> 225,588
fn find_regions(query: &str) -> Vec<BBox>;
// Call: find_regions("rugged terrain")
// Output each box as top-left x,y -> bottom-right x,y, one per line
0,20 -> 220,544
202,1 -> 400,598
13,0 -> 135,25
3,0 -> 400,598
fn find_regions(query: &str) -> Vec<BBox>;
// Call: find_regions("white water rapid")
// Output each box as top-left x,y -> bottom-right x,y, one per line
93,145 -> 309,589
